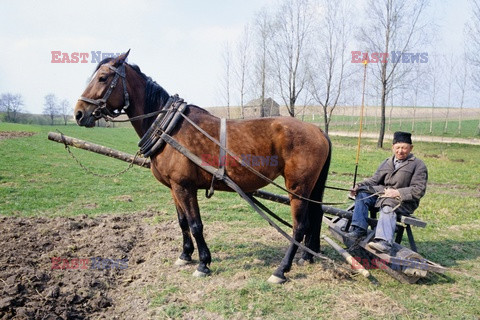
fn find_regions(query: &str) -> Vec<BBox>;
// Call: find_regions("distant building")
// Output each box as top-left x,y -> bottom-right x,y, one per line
244,97 -> 280,118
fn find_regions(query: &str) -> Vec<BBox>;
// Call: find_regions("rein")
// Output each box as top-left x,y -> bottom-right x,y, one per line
102,109 -> 167,123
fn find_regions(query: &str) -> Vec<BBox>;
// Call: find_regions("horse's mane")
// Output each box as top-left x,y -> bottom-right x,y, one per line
94,58 -> 170,130
93,58 -> 211,130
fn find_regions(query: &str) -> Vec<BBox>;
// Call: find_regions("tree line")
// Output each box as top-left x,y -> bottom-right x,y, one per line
0,93 -> 72,125
220,0 -> 480,147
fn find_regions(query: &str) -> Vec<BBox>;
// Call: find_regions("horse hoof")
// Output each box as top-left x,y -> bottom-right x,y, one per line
193,270 -> 210,278
297,258 -> 314,266
267,274 -> 287,284
174,258 -> 193,266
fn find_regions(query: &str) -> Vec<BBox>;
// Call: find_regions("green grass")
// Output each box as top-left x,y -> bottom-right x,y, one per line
0,123 -> 170,217
1,122 -> 479,319
301,115 -> 480,138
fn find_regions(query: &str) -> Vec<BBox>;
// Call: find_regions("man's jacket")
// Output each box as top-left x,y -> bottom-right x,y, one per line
358,154 -> 428,215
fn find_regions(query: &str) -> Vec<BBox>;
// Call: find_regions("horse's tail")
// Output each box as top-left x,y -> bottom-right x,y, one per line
315,131 -> 332,203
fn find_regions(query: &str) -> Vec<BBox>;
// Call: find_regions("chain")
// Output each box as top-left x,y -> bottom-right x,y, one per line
59,132 -> 140,178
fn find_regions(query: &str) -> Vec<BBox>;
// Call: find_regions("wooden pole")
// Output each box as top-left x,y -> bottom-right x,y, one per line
48,132 -> 151,168
322,235 -> 370,278
353,60 -> 368,187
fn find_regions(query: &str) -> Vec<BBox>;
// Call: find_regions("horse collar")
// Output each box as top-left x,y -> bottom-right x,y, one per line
138,95 -> 187,158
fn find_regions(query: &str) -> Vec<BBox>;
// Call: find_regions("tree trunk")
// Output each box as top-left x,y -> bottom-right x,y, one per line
378,90 -> 386,148
429,106 -> 434,134
324,107 -> 329,134
443,107 -> 449,134
47,132 -> 151,168
378,60 -> 388,148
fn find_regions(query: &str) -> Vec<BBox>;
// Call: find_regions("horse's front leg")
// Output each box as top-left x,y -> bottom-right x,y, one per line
172,200 -> 195,266
171,183 -> 211,277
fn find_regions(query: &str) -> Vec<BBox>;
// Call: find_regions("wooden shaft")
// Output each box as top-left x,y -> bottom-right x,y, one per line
322,235 -> 370,278
48,132 -> 151,168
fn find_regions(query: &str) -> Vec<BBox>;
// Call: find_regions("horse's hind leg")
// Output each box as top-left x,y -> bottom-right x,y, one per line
171,184 -> 212,277
268,197 -> 309,284
299,201 -> 322,265
299,180 -> 326,264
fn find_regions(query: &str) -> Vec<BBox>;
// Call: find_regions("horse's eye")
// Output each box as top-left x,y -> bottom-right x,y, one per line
99,75 -> 108,82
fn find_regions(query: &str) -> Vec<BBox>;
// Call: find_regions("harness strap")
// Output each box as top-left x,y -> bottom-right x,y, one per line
219,118 -> 227,178
139,96 -> 187,158
206,118 -> 227,198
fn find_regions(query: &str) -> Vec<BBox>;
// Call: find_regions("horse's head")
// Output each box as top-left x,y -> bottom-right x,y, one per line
74,50 -> 131,127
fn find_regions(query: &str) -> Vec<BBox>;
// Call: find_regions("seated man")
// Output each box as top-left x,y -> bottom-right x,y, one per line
347,131 -> 428,254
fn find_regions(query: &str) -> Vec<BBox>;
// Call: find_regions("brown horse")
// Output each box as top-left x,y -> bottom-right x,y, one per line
74,51 -> 331,284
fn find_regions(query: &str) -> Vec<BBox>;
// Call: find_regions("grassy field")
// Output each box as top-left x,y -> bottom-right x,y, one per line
1,122 -> 479,319
303,116 -> 480,139
209,106 -> 480,138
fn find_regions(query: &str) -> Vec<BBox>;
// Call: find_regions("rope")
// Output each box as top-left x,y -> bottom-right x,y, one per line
103,109 -> 168,123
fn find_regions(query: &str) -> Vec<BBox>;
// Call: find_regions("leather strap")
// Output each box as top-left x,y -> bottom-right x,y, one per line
206,118 -> 227,198
138,95 -> 187,158
78,64 -> 130,116
218,118 -> 227,178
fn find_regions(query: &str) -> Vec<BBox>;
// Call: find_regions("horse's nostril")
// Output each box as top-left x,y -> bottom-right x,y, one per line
75,110 -> 83,121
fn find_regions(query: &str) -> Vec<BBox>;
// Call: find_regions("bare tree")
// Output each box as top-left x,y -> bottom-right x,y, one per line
252,7 -> 274,117
428,54 -> 443,134
270,0 -> 315,117
0,93 -> 24,123
359,0 -> 429,147
442,53 -> 458,134
466,0 -> 480,135
235,25 -> 252,119
309,0 -> 352,133
59,99 -> 71,125
456,49 -> 469,135
410,63 -> 429,132
43,94 -> 59,125
220,43 -> 233,119
467,0 -> 480,91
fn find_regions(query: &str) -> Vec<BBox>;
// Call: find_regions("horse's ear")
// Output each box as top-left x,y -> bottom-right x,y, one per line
113,49 -> 130,67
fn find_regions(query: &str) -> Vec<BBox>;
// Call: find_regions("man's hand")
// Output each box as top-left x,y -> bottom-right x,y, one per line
349,185 -> 359,198
383,188 -> 400,198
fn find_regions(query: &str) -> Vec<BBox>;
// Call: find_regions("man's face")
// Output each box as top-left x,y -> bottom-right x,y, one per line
392,142 -> 413,160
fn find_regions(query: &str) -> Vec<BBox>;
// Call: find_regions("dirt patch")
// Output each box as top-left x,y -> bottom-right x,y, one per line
0,211 -> 181,319
0,211 -> 359,319
0,131 -> 36,140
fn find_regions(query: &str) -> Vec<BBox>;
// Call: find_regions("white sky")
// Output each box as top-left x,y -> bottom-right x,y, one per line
0,0 -> 472,114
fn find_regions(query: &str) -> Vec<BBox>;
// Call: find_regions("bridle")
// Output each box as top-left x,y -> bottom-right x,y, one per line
78,63 -> 130,120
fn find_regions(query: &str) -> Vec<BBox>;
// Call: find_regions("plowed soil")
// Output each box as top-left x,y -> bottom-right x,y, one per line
0,211 -> 181,319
